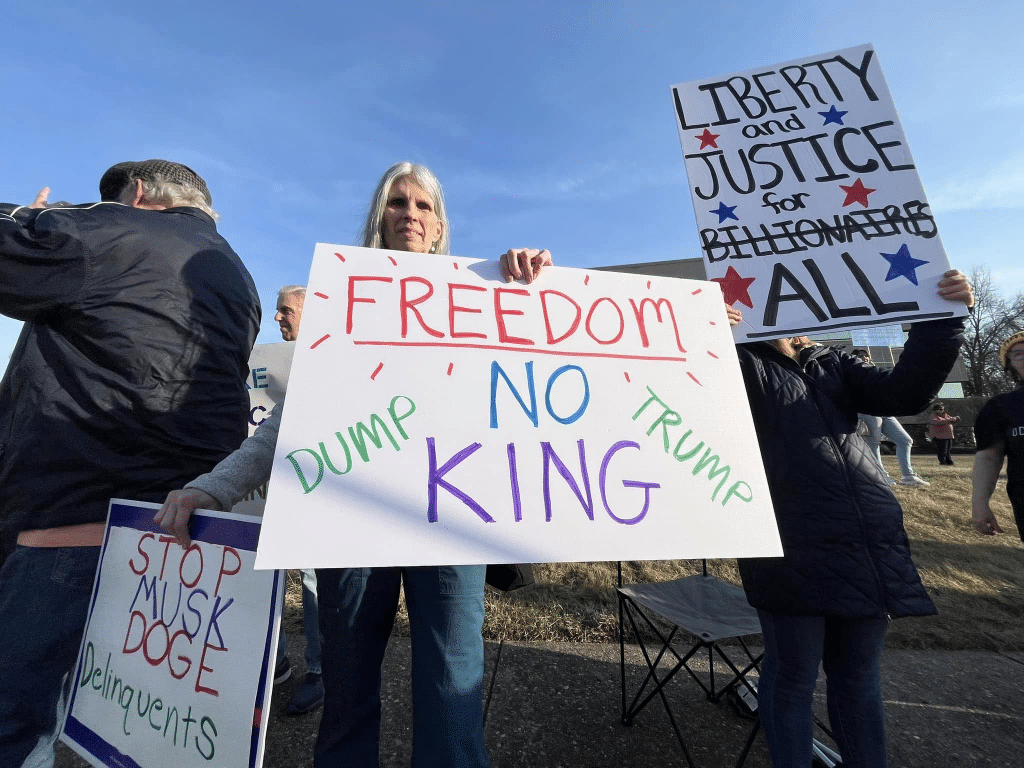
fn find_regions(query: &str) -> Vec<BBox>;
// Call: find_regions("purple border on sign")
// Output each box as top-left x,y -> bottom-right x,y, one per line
63,500 -> 279,768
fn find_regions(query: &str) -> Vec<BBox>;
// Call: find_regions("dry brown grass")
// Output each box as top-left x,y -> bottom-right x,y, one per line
284,454 -> 1024,651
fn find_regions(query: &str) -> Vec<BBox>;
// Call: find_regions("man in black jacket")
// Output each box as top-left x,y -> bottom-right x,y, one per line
0,160 -> 260,766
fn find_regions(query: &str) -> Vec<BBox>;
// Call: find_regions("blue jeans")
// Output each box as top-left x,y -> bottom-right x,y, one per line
314,565 -> 489,768
300,568 -> 322,675
278,568 -> 323,674
756,610 -> 889,768
860,414 -> 914,478
0,546 -> 100,767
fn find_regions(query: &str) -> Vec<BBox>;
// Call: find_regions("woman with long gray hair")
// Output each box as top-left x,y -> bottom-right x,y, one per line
313,161 -> 550,768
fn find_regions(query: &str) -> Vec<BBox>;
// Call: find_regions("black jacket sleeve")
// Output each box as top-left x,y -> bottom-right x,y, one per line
843,316 -> 966,416
0,205 -> 89,320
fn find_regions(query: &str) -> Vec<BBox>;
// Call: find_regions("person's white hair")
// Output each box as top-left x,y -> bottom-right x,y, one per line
118,179 -> 219,220
277,285 -> 307,303
360,162 -> 450,255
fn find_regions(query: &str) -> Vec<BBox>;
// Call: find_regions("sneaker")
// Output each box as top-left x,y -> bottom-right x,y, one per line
274,655 -> 292,685
900,475 -> 930,487
884,475 -> 898,486
286,673 -> 325,715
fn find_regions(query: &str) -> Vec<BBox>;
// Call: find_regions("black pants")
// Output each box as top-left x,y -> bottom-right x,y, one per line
935,438 -> 953,464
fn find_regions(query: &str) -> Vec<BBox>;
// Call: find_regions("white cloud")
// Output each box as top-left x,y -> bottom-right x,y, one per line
928,154 -> 1024,213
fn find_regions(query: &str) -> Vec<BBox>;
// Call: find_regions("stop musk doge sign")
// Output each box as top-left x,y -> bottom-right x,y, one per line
63,501 -> 283,767
254,245 -> 781,569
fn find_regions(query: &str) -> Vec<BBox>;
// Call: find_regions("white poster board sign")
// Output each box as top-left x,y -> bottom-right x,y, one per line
245,342 -> 294,436
255,244 -> 781,569
233,342 -> 295,516
672,43 -> 966,341
63,500 -> 284,768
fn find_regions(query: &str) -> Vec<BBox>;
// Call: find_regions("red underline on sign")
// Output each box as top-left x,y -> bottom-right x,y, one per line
352,339 -> 686,363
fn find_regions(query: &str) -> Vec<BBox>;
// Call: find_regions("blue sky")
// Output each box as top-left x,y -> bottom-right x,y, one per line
2,0 -> 1021,370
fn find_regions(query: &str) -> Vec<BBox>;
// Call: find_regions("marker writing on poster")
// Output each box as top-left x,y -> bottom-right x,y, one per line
683,120 -> 914,200
121,534 -> 242,697
244,366 -> 268,391
699,199 -> 936,262
343,275 -> 688,361
424,360 -> 660,526
77,641 -> 218,759
674,49 -> 880,129
632,386 -> 753,506
285,395 -> 417,493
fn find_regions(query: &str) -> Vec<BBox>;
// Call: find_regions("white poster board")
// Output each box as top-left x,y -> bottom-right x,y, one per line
672,43 -> 966,341
233,342 -> 295,516
255,244 -> 781,569
63,500 -> 284,768
245,342 -> 294,436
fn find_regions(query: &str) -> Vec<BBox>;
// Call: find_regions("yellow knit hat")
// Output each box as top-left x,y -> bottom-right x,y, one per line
999,330 -> 1024,370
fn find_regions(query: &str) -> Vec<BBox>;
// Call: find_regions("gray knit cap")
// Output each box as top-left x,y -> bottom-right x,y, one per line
99,159 -> 212,206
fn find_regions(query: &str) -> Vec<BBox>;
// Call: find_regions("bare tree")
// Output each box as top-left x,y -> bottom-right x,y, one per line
961,266 -> 1024,396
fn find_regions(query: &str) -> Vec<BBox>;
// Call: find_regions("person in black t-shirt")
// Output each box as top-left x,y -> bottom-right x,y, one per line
971,330 -> 1024,538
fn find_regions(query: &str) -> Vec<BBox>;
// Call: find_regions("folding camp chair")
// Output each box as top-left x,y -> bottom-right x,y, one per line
618,562 -> 843,768
617,561 -> 763,767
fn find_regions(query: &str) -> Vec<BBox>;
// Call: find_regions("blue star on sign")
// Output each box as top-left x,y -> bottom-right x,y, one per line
881,244 -> 929,286
710,202 -> 738,223
819,105 -> 848,126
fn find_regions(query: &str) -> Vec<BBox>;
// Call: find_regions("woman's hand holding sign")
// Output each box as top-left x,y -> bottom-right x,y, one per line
155,488 -> 221,548
499,248 -> 552,284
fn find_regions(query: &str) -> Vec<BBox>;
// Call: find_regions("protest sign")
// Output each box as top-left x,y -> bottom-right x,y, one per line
254,244 -> 780,569
672,43 -> 966,341
232,342 -> 295,516
63,500 -> 283,768
245,341 -> 294,436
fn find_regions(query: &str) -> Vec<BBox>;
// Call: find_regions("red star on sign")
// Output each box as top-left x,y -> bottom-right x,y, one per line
711,266 -> 756,308
695,128 -> 720,149
839,178 -> 876,208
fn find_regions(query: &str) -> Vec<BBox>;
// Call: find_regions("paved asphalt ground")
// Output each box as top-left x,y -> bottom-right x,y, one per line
58,638 -> 1024,767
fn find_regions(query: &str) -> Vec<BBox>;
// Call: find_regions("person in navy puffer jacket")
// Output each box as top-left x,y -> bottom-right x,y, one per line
734,269 -> 973,768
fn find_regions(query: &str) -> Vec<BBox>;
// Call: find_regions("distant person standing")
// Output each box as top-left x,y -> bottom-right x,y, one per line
929,403 -> 960,465
971,330 -> 1024,537
271,284 -> 326,716
851,349 -> 929,487
0,160 -> 260,766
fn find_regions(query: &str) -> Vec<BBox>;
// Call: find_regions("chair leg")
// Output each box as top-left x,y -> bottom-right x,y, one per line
736,717 -> 761,767
618,596 -> 697,767
483,637 -> 504,726
618,588 -> 627,720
